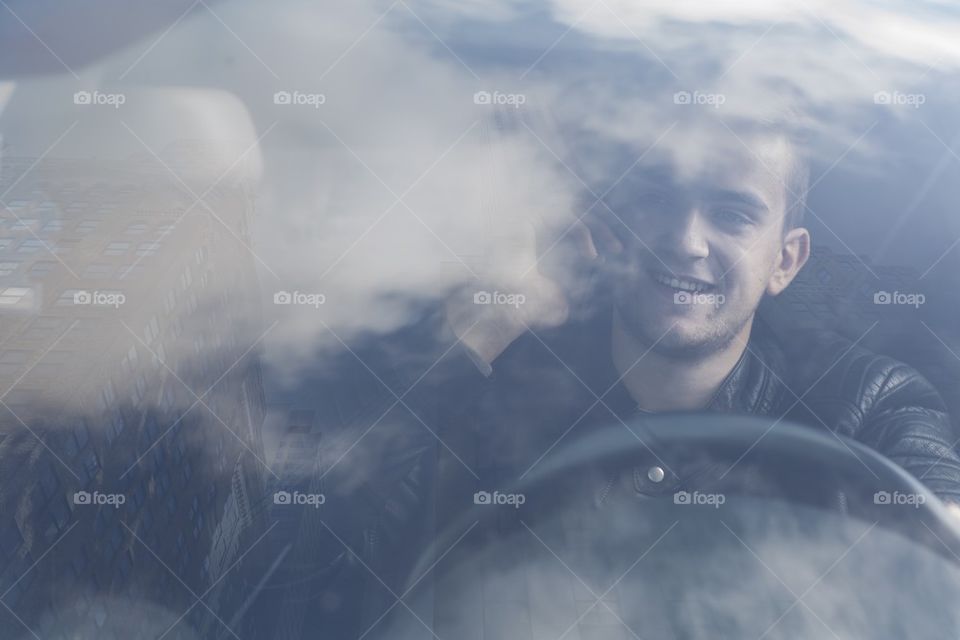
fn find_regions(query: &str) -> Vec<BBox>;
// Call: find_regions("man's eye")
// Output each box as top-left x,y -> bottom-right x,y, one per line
713,208 -> 752,226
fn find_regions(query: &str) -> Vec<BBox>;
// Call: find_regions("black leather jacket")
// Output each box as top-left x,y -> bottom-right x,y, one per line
313,308 -> 960,636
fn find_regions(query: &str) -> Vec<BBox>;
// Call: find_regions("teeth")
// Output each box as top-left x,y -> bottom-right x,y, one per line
654,273 -> 711,293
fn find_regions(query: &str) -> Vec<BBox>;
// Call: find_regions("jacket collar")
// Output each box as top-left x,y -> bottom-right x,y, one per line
563,311 -> 790,420
706,322 -> 789,416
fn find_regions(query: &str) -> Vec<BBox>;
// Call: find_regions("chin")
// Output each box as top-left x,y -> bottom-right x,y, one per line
643,323 -> 716,355
618,305 -> 745,360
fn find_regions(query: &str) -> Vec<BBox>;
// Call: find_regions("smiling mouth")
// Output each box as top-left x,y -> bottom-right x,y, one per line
651,271 -> 717,293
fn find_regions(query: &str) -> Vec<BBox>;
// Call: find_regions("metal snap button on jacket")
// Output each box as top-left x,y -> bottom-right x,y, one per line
647,466 -> 665,483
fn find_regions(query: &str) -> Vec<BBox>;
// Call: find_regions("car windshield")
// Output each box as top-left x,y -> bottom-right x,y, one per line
2,1 -> 960,639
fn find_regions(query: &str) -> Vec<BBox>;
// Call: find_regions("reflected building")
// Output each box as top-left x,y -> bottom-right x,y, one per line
244,407 -> 331,640
0,152 -> 272,639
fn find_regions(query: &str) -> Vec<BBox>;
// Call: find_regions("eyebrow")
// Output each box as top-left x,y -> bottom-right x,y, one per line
702,188 -> 770,213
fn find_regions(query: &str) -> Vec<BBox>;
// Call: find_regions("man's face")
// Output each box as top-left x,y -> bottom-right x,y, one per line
603,134 -> 802,357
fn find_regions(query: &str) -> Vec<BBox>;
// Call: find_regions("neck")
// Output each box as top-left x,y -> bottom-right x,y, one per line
611,310 -> 752,412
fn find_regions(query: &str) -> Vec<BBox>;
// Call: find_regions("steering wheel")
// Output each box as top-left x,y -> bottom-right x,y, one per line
417,413 -> 960,574
519,413 -> 960,558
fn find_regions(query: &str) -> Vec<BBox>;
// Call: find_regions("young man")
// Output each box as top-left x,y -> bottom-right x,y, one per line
315,118 -> 960,636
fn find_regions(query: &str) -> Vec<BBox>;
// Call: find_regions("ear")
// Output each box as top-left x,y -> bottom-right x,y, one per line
766,227 -> 810,296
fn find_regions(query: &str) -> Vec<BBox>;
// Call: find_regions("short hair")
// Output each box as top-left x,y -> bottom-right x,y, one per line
784,148 -> 810,231
753,107 -> 811,232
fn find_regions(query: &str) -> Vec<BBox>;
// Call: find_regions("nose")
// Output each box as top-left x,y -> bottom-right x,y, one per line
661,207 -> 709,261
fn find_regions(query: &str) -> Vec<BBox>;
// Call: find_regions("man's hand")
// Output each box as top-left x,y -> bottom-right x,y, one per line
445,213 -> 622,369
